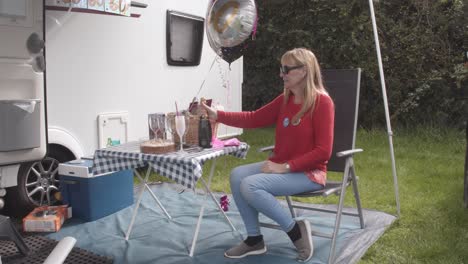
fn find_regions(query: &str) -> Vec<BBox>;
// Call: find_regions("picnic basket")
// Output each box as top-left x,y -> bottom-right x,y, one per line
167,112 -> 217,147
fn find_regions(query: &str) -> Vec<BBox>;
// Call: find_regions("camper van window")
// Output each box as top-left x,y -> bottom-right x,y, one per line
166,10 -> 204,66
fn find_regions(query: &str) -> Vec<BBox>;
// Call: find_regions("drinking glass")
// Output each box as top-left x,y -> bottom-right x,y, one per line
163,115 -> 172,141
148,115 -> 163,143
175,114 -> 186,152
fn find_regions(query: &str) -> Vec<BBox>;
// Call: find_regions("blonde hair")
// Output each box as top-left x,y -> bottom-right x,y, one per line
281,48 -> 328,124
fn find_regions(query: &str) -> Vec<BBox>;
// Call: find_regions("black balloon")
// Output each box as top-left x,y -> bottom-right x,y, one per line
219,34 -> 254,65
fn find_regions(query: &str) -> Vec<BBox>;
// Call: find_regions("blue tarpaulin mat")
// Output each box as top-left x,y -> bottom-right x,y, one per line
48,183 -> 395,264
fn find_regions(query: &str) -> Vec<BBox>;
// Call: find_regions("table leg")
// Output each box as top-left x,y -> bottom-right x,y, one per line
125,167 -> 151,240
126,166 -> 172,240
189,159 -> 238,257
143,183 -> 172,219
134,170 -> 172,220
199,177 -> 236,231
189,202 -> 205,257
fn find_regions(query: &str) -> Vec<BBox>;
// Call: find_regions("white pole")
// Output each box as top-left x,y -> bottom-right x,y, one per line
43,236 -> 76,264
368,0 -> 401,217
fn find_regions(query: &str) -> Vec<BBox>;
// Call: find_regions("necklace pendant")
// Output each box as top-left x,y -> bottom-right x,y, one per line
283,117 -> 289,127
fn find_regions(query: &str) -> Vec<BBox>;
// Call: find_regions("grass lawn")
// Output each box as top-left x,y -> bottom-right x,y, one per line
148,126 -> 468,263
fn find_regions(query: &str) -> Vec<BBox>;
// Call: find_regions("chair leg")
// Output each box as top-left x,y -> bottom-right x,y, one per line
350,166 -> 365,229
285,196 -> 297,218
0,215 -> 30,256
328,161 -> 352,264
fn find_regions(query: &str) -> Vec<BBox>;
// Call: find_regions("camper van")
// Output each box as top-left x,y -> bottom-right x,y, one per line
0,0 -> 243,217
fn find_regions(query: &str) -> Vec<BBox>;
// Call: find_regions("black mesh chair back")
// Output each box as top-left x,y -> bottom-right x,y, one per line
323,69 -> 361,173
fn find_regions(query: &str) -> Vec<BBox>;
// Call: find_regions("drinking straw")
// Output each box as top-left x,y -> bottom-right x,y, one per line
175,101 -> 179,116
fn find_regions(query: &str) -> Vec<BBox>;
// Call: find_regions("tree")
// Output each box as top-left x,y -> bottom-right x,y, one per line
243,0 -> 467,128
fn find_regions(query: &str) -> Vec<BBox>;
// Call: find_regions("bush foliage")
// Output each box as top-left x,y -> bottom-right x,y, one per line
242,0 -> 467,128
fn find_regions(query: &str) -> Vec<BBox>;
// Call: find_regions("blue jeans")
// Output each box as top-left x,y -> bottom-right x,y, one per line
230,161 -> 324,236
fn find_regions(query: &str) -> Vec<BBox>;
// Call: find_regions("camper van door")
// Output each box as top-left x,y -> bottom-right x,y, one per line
0,0 -> 47,166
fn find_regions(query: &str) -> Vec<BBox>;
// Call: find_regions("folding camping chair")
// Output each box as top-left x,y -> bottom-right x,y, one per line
0,214 -> 76,264
259,69 -> 364,264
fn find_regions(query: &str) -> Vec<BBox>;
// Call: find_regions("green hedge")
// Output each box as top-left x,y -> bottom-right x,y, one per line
242,0 -> 467,128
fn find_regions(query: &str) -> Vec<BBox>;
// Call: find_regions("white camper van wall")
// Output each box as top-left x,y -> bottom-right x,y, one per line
206,0 -> 257,65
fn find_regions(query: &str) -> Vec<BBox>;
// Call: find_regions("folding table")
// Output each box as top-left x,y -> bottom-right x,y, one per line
91,140 -> 249,256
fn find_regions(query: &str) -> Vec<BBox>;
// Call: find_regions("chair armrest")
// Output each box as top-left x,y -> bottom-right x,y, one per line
336,148 -> 363,158
258,145 -> 274,153
259,146 -> 362,158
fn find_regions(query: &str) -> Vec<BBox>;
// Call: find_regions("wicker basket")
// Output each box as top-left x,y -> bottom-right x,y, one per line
167,112 -> 217,147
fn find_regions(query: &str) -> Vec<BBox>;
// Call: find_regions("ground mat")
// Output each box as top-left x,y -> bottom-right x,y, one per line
47,183 -> 395,264
0,235 -> 113,264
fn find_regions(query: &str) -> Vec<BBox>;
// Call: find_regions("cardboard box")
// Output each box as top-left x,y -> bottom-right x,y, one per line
87,0 -> 105,11
54,0 -> 88,8
59,159 -> 134,222
23,205 -> 71,232
104,0 -> 119,14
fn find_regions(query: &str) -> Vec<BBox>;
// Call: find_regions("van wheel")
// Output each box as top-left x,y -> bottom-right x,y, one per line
4,145 -> 75,218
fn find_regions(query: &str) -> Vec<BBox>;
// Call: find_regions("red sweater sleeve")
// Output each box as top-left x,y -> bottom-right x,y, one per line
217,95 -> 284,128
288,95 -> 335,172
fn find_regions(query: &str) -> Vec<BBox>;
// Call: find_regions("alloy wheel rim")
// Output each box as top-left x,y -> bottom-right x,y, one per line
25,157 -> 60,206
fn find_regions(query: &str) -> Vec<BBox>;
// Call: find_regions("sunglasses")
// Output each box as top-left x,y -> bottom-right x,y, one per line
280,65 -> 304,75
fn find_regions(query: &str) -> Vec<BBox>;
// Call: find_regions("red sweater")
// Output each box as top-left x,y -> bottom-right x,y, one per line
218,93 -> 334,174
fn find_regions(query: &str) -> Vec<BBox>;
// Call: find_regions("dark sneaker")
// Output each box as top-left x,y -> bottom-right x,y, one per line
224,240 -> 267,259
293,219 -> 313,262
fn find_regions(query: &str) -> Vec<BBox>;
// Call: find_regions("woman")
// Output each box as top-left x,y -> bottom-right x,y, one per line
202,48 -> 334,262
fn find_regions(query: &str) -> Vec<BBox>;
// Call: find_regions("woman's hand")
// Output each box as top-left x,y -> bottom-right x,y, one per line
201,100 -> 218,121
261,160 -> 289,174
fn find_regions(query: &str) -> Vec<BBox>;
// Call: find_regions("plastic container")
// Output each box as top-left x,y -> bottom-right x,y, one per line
59,160 -> 134,222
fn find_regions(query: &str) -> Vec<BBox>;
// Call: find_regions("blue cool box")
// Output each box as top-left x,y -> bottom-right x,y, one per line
58,159 -> 134,222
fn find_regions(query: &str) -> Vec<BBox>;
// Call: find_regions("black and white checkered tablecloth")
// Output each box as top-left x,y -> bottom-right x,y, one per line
92,141 -> 250,189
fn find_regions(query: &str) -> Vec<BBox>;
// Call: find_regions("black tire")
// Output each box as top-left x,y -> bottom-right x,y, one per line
3,145 -> 75,218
